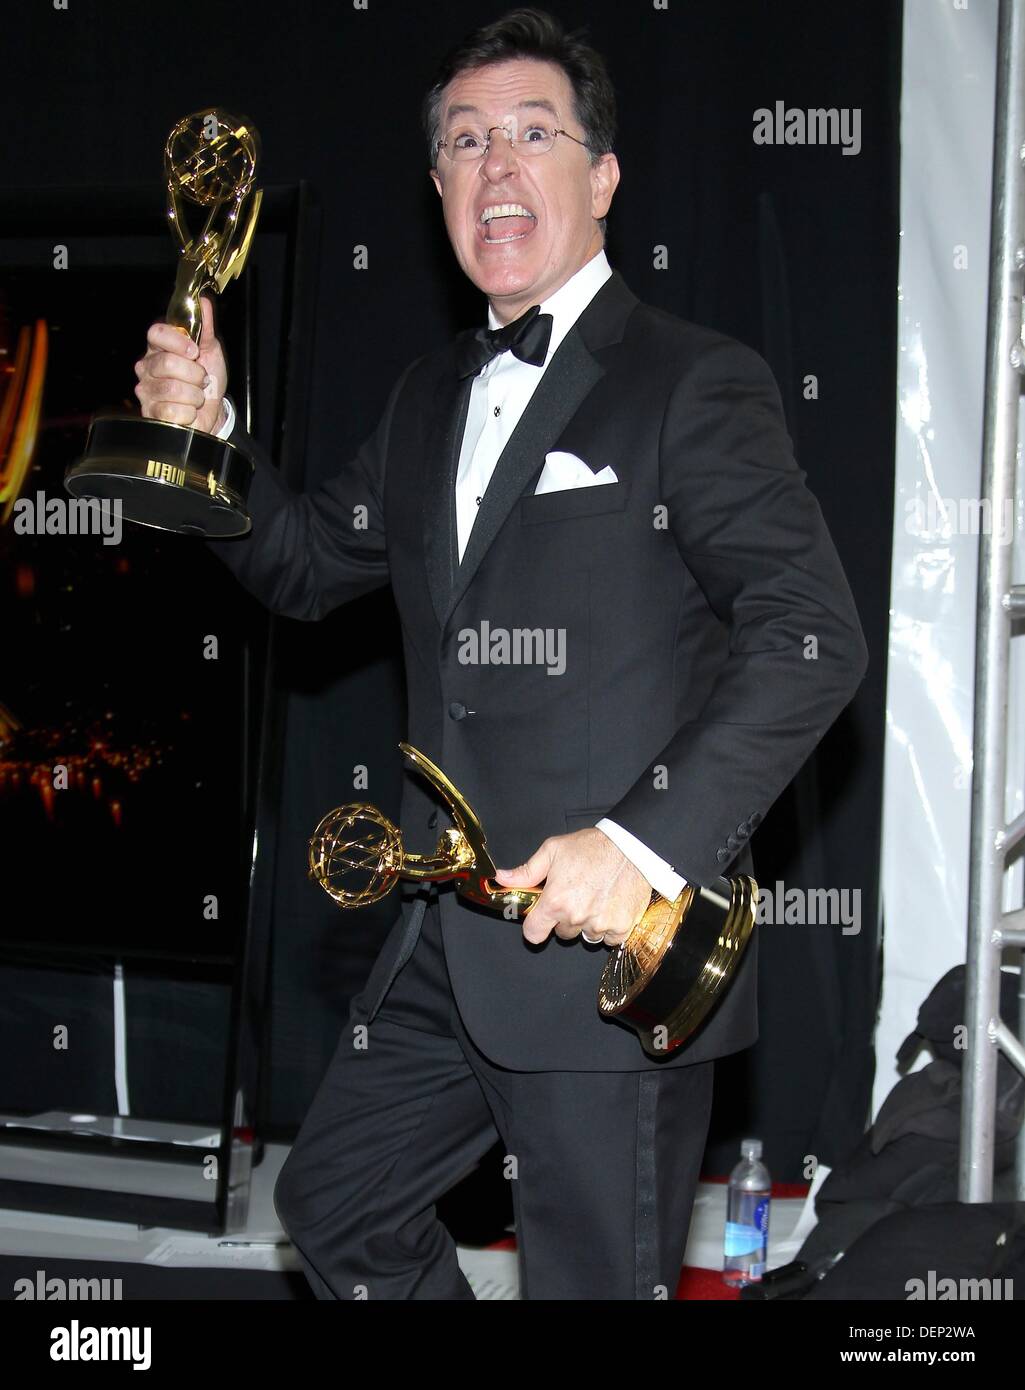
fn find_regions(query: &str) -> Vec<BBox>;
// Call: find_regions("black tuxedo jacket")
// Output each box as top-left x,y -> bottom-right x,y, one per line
208,268 -> 868,1072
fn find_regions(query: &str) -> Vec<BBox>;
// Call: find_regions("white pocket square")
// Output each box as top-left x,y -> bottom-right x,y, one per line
534,450 -> 618,496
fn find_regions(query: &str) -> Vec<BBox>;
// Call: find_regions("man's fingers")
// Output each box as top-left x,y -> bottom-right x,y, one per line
145,321 -> 199,359
597,884 -> 651,948
500,831 -> 651,948
521,884 -> 577,944
145,401 -> 199,427
598,921 -> 630,948
522,895 -> 563,944
134,347 -> 206,423
134,315 -> 221,431
495,838 -> 556,888
552,917 -> 581,942
198,294 -> 219,351
134,375 -> 205,409
136,350 -> 206,388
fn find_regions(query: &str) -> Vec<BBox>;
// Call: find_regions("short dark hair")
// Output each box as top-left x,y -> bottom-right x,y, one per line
422,7 -> 617,236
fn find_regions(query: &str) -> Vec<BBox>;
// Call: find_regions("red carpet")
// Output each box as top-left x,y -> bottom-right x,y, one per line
675,1265 -> 742,1299
480,1177 -> 811,1299
700,1175 -> 812,1199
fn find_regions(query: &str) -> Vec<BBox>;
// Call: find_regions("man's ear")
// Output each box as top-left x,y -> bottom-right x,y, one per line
590,152 -> 620,220
429,169 -> 443,198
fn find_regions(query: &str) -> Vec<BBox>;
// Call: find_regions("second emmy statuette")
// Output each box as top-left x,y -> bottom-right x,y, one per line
308,743 -> 759,1058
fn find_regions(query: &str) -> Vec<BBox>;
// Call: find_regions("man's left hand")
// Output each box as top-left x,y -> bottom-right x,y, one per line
493,829 -> 652,947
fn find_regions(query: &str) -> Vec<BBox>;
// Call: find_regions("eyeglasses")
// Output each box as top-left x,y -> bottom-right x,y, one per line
434,123 -> 590,164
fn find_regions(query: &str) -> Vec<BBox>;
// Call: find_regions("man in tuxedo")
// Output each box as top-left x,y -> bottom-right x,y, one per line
133,8 -> 867,1299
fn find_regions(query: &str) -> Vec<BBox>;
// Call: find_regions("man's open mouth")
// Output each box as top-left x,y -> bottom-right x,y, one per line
479,203 -> 537,243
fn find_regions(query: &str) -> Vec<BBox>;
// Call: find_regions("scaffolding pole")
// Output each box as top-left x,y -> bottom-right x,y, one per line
960,0 -> 1025,1204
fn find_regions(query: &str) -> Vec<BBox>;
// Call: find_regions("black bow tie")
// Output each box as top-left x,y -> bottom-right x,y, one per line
456,303 -> 554,379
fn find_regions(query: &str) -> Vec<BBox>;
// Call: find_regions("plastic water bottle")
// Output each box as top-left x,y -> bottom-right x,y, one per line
722,1137 -> 771,1287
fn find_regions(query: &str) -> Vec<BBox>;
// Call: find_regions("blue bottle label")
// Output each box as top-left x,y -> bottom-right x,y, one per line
724,1193 -> 769,1263
724,1220 -> 764,1257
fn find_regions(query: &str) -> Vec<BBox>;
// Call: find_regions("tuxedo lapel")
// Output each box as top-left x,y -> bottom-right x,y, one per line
447,329 -> 604,623
421,269 -> 639,632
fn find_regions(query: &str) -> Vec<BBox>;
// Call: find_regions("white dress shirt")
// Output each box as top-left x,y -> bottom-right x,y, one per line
454,250 -> 609,561
215,249 -> 688,904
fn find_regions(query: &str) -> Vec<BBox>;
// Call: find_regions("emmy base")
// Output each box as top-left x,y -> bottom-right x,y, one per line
65,415 -> 254,537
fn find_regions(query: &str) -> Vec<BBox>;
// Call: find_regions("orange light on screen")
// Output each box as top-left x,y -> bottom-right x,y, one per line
0,319 -> 48,525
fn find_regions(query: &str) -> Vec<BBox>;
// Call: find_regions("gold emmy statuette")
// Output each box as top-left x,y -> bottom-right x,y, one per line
309,743 -> 759,1057
65,108 -> 263,537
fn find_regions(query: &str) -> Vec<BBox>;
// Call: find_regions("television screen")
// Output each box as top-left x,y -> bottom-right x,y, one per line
0,266 -> 252,959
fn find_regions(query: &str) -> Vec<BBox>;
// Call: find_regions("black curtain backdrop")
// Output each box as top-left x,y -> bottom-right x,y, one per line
2,0 -> 898,1185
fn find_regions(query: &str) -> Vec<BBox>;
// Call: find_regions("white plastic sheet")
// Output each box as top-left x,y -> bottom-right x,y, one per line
878,0 -> 1003,1116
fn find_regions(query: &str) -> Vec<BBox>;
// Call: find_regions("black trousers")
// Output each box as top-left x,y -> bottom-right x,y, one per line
273,899 -> 715,1300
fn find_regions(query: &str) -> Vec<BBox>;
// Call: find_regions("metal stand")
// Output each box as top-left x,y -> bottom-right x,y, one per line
960,0 -> 1025,1203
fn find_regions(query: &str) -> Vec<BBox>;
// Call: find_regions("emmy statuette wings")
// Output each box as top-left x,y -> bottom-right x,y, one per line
309,744 -> 758,1057
65,109 -> 263,537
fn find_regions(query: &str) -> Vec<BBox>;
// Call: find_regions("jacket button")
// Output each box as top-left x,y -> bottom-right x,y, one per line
716,848 -> 730,864
448,702 -> 468,721
427,811 -> 438,829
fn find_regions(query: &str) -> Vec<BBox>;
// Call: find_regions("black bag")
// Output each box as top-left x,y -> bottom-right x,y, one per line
804,1200 -> 1025,1300
744,967 -> 1024,1300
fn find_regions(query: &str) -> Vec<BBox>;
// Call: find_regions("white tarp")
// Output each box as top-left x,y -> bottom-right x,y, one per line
877,0 -> 1007,1115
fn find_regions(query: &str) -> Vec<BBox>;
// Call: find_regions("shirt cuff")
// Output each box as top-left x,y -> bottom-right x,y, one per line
213,395 -> 236,439
595,818 -> 688,902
